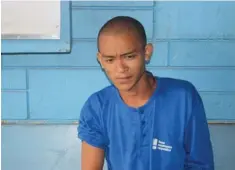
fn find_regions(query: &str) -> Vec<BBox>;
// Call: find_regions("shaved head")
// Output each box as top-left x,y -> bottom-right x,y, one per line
96,16 -> 153,92
97,16 -> 147,51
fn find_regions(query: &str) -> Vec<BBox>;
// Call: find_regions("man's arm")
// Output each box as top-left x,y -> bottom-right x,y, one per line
77,95 -> 107,170
184,87 -> 214,170
81,141 -> 105,170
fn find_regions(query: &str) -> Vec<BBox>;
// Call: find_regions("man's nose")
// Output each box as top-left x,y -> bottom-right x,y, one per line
116,58 -> 128,73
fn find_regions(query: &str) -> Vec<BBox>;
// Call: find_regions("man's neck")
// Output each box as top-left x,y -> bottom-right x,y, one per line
118,72 -> 156,108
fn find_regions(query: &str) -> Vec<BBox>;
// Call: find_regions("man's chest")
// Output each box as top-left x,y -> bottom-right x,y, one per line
103,104 -> 186,170
104,101 -> 186,143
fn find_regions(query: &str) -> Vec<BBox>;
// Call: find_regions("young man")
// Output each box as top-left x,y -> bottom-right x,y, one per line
77,16 -> 214,170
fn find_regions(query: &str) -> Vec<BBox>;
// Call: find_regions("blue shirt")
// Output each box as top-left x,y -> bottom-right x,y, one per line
77,75 -> 214,170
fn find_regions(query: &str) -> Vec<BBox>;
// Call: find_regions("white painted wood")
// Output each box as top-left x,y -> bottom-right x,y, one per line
1,0 -> 60,39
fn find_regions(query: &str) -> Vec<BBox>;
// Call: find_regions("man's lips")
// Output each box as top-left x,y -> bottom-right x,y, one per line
116,76 -> 132,83
116,76 -> 132,79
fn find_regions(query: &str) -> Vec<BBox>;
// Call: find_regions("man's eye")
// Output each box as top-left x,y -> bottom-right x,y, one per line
125,55 -> 136,59
105,59 -> 114,63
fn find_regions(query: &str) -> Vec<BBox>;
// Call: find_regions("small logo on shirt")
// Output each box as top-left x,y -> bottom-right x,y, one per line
152,138 -> 172,152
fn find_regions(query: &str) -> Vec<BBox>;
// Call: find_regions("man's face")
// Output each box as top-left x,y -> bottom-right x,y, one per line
97,32 -> 152,92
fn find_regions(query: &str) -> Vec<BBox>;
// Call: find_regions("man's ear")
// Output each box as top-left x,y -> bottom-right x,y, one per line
97,52 -> 104,69
144,43 -> 153,63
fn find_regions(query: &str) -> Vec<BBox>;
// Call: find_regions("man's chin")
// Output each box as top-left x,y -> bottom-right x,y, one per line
114,83 -> 134,92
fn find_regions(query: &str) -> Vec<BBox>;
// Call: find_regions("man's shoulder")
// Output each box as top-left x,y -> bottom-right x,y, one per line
158,76 -> 198,94
85,85 -> 116,105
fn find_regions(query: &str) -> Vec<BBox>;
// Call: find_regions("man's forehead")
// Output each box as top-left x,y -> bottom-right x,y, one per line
99,35 -> 142,49
100,48 -> 137,58
99,29 -> 138,39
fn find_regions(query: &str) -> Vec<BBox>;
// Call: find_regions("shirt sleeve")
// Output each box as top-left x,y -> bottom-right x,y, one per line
77,95 -> 107,150
184,86 -> 214,170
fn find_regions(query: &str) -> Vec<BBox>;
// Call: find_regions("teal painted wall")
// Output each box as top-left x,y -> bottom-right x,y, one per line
1,1 -> 235,170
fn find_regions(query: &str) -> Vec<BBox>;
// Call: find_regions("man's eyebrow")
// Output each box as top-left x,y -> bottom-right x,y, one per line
120,49 -> 136,56
101,49 -> 136,58
101,55 -> 116,58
